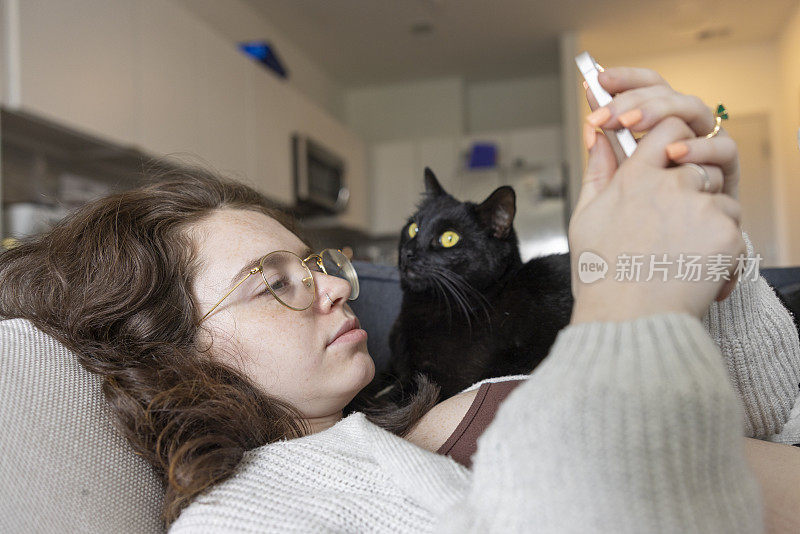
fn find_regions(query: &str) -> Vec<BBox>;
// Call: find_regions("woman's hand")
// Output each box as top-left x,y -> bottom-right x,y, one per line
569,115 -> 746,324
583,67 -> 741,200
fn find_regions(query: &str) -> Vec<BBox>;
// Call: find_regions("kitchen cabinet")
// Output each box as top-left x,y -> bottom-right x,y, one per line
293,96 -> 368,231
368,125 -> 563,237
196,25 -> 250,181
3,0 -> 370,231
246,66 -> 294,205
416,136 -> 460,196
368,136 -> 461,237
137,0 -> 203,161
370,141 -> 417,236
246,66 -> 367,224
458,132 -> 508,202
507,125 -> 562,165
15,0 -> 139,146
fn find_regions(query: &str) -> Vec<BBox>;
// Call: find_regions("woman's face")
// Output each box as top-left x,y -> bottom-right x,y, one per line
191,208 -> 374,425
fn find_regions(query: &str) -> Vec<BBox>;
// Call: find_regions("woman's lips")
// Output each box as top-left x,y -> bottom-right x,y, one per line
328,317 -> 367,347
329,328 -> 368,347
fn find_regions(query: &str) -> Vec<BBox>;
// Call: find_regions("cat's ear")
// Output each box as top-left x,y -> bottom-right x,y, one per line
477,186 -> 516,239
423,167 -> 447,197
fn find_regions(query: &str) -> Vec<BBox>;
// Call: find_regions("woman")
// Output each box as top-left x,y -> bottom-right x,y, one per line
0,67 -> 798,532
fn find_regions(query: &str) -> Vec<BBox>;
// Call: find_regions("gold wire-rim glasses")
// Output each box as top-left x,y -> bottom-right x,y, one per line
197,248 -> 358,325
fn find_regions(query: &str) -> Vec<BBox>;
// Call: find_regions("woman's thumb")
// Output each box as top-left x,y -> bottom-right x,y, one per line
574,125 -> 618,213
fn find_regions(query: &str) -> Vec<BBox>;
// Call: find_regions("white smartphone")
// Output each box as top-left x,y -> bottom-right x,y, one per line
575,51 -> 638,162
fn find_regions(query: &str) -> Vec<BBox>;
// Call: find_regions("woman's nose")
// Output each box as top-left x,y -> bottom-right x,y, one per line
313,271 -> 351,310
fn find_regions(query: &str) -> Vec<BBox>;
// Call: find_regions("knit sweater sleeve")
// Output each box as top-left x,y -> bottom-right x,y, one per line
702,230 -> 800,437
432,311 -> 764,532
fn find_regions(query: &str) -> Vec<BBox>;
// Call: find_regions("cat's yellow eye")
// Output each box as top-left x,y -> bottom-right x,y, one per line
408,222 -> 419,239
439,230 -> 460,248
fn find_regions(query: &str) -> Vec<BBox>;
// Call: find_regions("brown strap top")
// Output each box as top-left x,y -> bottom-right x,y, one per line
436,379 -> 526,469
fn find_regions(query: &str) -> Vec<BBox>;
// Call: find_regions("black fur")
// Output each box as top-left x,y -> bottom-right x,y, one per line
380,167 -> 574,401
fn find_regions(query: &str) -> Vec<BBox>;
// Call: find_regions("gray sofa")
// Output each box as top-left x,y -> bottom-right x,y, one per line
2,260 -> 799,532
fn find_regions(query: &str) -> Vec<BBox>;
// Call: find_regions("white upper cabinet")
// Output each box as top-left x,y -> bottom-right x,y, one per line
136,0 -> 203,161
416,137 -> 460,197
3,0 -> 369,230
247,65 -> 368,223
370,141 -> 417,236
15,0 -> 139,146
293,95 -> 368,231
246,66 -> 294,205
195,25 -> 250,181
507,125 -> 562,165
458,132 -> 508,202
368,136 -> 461,237
368,126 -> 563,236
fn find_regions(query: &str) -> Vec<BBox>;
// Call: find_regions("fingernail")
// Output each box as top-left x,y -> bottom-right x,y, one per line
583,123 -> 597,150
665,142 -> 689,160
618,108 -> 643,128
586,107 -> 611,127
582,81 -> 588,90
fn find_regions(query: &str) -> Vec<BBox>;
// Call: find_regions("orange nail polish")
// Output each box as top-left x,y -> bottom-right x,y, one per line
583,123 -> 597,150
586,107 -> 611,127
665,142 -> 689,160
618,108 -> 643,128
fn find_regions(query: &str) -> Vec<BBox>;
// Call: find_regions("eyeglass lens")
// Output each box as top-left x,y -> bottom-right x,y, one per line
259,249 -> 359,310
320,249 -> 360,300
260,252 -> 315,310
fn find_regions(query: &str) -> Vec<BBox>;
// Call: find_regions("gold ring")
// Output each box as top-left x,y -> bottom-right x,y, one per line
705,103 -> 728,139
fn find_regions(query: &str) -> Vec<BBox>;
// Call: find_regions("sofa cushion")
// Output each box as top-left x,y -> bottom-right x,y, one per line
0,318 -> 165,533
350,261 -> 402,374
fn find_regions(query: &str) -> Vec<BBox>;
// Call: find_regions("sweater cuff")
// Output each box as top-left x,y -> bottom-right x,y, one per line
444,312 -> 763,532
702,230 -> 800,437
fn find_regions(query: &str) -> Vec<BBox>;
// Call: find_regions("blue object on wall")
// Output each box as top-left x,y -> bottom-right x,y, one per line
467,143 -> 498,169
239,41 -> 288,79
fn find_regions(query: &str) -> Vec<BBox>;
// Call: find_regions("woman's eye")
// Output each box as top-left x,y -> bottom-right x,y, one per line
258,287 -> 273,297
407,222 -> 419,239
439,230 -> 460,248
266,276 -> 291,294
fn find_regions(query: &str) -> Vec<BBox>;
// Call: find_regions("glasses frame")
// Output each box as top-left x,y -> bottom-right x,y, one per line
197,248 -> 351,325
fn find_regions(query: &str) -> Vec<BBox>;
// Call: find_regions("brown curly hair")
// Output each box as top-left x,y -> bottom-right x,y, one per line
0,166 -> 439,527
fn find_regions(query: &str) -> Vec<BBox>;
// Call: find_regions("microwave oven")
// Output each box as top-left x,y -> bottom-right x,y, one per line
292,133 -> 349,215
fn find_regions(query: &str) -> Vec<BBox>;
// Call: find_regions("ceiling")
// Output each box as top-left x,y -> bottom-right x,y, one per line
238,0 -> 797,87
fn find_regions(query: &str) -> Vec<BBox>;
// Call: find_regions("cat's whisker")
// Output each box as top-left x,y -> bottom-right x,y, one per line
431,275 -> 453,330
446,269 -> 493,329
431,271 -> 459,330
432,268 -> 475,336
433,267 -> 491,332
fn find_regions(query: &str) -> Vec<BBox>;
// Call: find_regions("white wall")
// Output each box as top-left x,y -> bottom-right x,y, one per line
174,0 -> 346,122
344,77 -> 464,143
777,4 -> 800,265
466,75 -> 561,133
594,41 -> 779,120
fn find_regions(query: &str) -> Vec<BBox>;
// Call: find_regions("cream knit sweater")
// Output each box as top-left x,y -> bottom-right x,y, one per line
169,232 -> 800,533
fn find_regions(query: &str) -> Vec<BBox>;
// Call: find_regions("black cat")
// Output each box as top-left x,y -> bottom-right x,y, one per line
380,167 -> 574,401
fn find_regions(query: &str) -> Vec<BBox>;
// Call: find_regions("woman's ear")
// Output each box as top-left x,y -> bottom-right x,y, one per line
477,186 -> 516,239
423,167 -> 447,197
